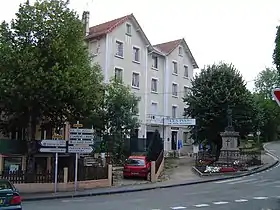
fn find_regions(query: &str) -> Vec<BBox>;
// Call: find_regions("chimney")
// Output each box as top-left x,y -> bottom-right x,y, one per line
82,11 -> 90,37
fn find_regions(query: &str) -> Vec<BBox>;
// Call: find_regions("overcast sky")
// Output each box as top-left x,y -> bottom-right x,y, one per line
1,0 -> 280,90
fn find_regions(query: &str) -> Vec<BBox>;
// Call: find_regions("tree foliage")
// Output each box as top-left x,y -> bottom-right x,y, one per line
100,80 -> 140,163
0,0 -> 103,174
254,67 -> 280,98
273,26 -> 280,75
184,62 -> 255,151
253,68 -> 280,142
0,0 -> 103,135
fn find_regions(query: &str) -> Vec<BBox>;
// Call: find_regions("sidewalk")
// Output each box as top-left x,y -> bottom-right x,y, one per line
21,152 -> 278,202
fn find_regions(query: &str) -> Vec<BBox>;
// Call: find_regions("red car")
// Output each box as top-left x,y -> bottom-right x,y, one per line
123,156 -> 151,180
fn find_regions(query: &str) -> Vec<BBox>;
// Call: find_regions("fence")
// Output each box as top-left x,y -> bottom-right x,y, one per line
155,150 -> 164,174
68,165 -> 108,182
195,150 -> 262,168
0,170 -> 64,184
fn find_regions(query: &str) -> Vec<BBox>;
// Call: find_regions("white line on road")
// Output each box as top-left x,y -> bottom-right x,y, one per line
213,201 -> 229,205
228,178 -> 257,184
61,200 -> 70,203
214,178 -> 242,184
253,197 -> 268,200
170,207 -> 187,209
250,179 -> 269,184
193,204 -> 210,207
234,199 -> 248,202
266,151 -> 278,161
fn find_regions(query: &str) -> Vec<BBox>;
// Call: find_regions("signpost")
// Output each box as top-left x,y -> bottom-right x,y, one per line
69,121 -> 94,192
39,134 -> 65,193
167,118 -> 196,126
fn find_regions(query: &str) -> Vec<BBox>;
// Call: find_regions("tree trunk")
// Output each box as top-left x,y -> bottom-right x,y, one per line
25,114 -> 37,183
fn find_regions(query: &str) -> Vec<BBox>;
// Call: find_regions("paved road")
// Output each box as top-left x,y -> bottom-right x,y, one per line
22,142 -> 280,210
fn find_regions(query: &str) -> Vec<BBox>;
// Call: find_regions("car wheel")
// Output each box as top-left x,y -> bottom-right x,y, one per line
146,172 -> 151,181
123,175 -> 128,179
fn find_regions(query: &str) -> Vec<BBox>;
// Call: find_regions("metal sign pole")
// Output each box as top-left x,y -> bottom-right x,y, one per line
53,133 -> 62,194
54,149 -> 58,193
74,120 -> 79,192
74,153 -> 78,192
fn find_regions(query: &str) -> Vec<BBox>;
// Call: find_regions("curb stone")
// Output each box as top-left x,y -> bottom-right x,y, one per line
22,146 -> 279,202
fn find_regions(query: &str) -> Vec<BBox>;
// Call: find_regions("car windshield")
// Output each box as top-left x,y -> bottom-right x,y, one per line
0,181 -> 13,190
125,158 -> 145,166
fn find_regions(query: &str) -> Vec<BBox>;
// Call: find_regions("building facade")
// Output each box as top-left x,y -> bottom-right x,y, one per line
85,13 -> 199,154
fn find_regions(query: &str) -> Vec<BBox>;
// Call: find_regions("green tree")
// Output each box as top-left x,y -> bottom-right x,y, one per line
252,93 -> 280,142
254,67 -> 280,98
184,62 -> 255,158
102,80 -> 140,164
273,26 -> 280,75
0,0 -> 103,177
253,68 -> 280,141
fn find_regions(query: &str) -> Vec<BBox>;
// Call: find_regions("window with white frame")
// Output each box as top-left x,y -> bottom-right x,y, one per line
114,67 -> 123,82
152,55 -> 158,69
173,61 -> 178,74
115,40 -> 124,57
151,102 -> 158,115
132,72 -> 140,88
133,47 -> 140,62
172,106 -> 177,118
184,65 -> 189,77
172,83 -> 178,96
179,46 -> 183,56
151,78 -> 158,92
126,23 -> 131,36
184,86 -> 189,97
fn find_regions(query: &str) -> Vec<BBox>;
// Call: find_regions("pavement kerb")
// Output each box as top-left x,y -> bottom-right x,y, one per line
23,144 -> 279,202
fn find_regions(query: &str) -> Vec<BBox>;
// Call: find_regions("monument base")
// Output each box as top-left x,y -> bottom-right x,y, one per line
220,130 -> 240,151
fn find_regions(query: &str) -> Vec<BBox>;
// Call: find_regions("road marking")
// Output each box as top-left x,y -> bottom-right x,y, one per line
214,178 -> 242,184
257,180 -> 280,186
193,204 -> 210,207
253,197 -> 268,200
72,199 -> 86,202
266,152 -> 278,161
170,207 -> 187,209
61,200 -> 70,203
235,199 -> 248,202
228,178 -> 257,184
251,179 -> 270,185
213,201 -> 229,205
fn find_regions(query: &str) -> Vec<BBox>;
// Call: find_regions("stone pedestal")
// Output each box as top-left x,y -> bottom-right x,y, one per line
220,130 -> 239,151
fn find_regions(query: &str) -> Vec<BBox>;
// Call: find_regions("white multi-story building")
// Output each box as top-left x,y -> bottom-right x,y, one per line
83,12 -> 199,154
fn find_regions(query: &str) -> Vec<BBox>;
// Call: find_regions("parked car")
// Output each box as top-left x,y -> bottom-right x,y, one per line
123,156 -> 151,180
0,179 -> 22,210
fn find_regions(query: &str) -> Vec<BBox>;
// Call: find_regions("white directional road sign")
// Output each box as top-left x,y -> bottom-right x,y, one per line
69,134 -> 94,139
69,128 -> 94,133
39,140 -> 66,147
40,148 -> 66,153
68,146 -> 93,154
167,118 -> 196,126
69,139 -> 94,145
